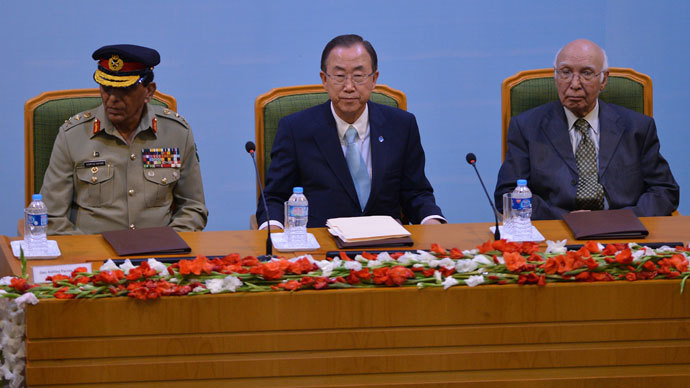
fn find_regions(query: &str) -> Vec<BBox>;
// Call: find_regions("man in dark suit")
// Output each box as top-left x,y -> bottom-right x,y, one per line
256,34 -> 444,228
495,39 -> 679,220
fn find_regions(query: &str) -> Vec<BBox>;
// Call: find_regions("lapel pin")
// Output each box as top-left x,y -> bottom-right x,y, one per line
378,136 -> 384,143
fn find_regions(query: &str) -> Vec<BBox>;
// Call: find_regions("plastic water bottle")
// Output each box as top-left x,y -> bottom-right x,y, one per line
511,179 -> 533,240
24,193 -> 48,252
285,187 -> 308,247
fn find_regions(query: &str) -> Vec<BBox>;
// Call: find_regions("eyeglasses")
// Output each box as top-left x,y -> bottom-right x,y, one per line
325,72 -> 375,85
555,68 -> 602,83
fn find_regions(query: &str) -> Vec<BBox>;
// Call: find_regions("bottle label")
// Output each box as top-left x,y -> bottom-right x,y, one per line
511,197 -> 532,210
27,214 -> 47,227
288,205 -> 308,218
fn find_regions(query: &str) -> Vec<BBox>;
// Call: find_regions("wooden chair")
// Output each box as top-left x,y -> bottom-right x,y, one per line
501,67 -> 653,161
20,89 -> 177,235
251,84 -> 407,228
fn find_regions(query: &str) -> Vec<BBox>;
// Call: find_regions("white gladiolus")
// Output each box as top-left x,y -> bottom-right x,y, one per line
99,259 -> 119,272
465,275 -> 485,287
147,259 -> 169,277
343,261 -> 362,272
472,254 -> 493,266
545,239 -> 567,254
455,259 -> 478,273
442,276 -> 459,290
118,259 -> 136,275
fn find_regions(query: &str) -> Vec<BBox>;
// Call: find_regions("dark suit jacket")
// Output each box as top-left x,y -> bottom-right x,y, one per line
494,100 -> 679,220
257,101 -> 443,227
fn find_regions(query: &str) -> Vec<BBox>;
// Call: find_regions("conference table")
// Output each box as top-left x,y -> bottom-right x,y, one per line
1,217 -> 689,387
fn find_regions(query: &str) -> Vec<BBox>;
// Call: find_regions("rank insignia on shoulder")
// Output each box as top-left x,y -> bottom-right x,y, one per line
92,118 -> 101,134
142,147 -> 181,168
152,117 -> 158,133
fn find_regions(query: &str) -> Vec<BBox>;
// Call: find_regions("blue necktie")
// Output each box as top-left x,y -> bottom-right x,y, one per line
345,126 -> 370,211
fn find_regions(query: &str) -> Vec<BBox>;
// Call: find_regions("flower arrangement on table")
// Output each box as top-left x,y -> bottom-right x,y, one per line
0,239 -> 688,387
2,239 -> 689,301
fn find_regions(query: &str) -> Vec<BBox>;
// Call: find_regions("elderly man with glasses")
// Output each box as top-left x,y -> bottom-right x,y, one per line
494,39 -> 678,220
257,34 -> 445,228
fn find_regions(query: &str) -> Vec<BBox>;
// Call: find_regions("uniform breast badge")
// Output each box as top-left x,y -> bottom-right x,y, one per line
142,148 -> 181,168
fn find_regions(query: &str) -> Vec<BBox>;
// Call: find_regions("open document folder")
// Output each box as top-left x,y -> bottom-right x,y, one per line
326,215 -> 412,243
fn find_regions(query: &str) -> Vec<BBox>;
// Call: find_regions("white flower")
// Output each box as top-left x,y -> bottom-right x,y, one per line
471,254 -> 494,266
437,258 -> 455,270
455,259 -> 478,273
14,293 -> 38,307
318,258 -> 341,277
415,250 -> 437,265
462,248 -> 479,256
412,263 -> 425,268
656,245 -> 677,252
442,276 -> 459,290
465,275 -> 485,287
343,261 -> 362,271
0,276 -> 13,286
366,260 -> 382,268
221,275 -> 242,292
118,259 -> 136,275
289,254 -> 316,264
147,258 -> 169,277
0,290 -> 6,295
632,246 -> 655,262
99,259 -> 119,272
545,239 -> 567,254
496,256 -> 505,265
192,286 -> 205,293
433,270 -> 442,283
204,279 -> 223,294
396,252 -> 417,265
376,252 -> 394,263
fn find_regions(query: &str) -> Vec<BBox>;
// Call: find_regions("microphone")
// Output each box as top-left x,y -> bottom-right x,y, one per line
246,141 -> 274,261
465,153 -> 501,240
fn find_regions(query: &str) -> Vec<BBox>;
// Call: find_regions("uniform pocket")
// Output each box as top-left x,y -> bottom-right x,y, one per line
143,168 -> 180,207
75,164 -> 114,207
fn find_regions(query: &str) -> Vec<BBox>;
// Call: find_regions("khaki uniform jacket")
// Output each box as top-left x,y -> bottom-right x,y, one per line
41,103 -> 208,235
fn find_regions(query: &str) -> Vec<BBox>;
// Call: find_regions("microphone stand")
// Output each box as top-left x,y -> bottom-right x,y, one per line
246,142 -> 274,261
466,154 -> 501,240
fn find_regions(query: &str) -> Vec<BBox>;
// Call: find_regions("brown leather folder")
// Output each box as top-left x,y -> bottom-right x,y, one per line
102,226 -> 191,256
561,209 -> 648,240
333,235 -> 414,249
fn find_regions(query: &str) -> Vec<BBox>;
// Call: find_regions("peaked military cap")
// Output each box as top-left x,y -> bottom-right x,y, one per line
92,44 -> 160,88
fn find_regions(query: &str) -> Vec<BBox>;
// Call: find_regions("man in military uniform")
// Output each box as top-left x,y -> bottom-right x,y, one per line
41,44 -> 208,234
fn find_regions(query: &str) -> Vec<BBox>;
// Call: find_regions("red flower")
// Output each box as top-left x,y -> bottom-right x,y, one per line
537,274 -> 546,286
591,272 -> 615,281
643,260 -> 658,272
584,241 -> 600,253
313,277 -> 330,289
430,243 -> 447,257
178,255 -> 213,276
288,257 -> 315,274
504,251 -> 527,272
542,257 -> 558,275
388,266 -> 415,286
300,276 -> 315,287
602,244 -> 619,256
70,267 -> 88,277
257,261 -> 285,280
10,278 -> 29,292
347,268 -> 372,284
615,249 -> 633,265
54,286 -> 75,299
575,271 -> 591,281
47,274 -> 70,287
585,257 -> 598,270
449,248 -> 464,259
241,256 -> 260,267
625,272 -> 637,281
361,252 -> 377,261
372,267 -> 390,285
519,242 -> 540,255
338,251 -> 353,261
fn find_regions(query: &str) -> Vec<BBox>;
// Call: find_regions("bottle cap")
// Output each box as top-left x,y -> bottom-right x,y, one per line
293,187 -> 303,194
517,179 -> 527,186
32,194 -> 43,201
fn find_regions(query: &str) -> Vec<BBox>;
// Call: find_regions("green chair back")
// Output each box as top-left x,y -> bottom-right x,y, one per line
254,84 -> 407,189
25,89 -> 176,205
501,68 -> 653,160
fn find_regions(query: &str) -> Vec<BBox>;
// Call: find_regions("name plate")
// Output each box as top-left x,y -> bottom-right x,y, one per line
33,263 -> 93,284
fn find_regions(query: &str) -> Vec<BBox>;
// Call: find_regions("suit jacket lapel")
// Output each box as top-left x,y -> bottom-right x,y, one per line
312,102 -> 360,207
597,100 -> 624,178
367,102 -> 388,213
541,102 -> 578,174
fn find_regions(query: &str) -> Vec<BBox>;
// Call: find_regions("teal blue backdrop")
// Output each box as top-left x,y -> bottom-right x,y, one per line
1,0 -> 687,236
